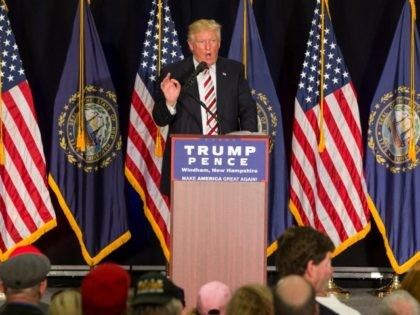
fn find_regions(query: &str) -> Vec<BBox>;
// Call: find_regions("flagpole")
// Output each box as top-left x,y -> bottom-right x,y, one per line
0,52 -> 4,164
0,0 -> 7,163
374,274 -> 401,297
155,0 -> 163,157
242,0 -> 247,79
77,0 -> 86,152
408,0 -> 417,161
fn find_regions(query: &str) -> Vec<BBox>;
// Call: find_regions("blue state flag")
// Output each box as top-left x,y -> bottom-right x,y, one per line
48,0 -> 130,266
365,0 -> 420,273
228,0 -> 292,255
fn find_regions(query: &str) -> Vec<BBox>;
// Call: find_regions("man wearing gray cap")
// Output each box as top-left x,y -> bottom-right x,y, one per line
0,244 -> 50,315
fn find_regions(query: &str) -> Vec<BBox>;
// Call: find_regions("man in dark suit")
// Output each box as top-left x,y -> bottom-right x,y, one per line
275,227 -> 361,315
152,19 -> 258,197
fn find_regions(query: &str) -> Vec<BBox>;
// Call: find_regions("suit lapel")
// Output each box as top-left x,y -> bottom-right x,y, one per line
216,59 -> 229,123
178,57 -> 201,122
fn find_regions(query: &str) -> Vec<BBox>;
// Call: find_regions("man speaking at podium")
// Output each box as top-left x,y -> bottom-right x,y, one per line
153,19 -> 258,197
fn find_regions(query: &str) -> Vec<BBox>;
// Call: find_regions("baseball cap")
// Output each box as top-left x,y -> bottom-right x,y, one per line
0,244 -> 50,289
81,263 -> 130,315
197,281 -> 231,315
131,272 -> 182,306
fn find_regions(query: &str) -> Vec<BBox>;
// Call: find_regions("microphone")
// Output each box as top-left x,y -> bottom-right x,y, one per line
181,85 -> 223,135
183,61 -> 208,89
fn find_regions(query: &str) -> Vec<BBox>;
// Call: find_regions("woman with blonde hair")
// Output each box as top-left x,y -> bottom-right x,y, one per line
226,284 -> 273,315
48,289 -> 82,315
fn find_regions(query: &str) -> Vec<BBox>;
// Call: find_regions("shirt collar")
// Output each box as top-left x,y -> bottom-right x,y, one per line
193,58 -> 216,72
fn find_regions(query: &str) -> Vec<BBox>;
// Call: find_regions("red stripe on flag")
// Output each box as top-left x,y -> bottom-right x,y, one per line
3,90 -> 54,223
0,190 -> 24,246
127,121 -> 163,189
131,90 -> 165,148
291,123 -> 317,211
289,187 -> 311,225
125,155 -> 170,245
2,127 -> 52,222
323,95 -> 366,231
306,102 -> 362,237
126,80 -> 171,255
0,162 -> 38,233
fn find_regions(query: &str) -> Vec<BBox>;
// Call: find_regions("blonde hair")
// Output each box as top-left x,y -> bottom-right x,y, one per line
49,289 -> 82,315
226,284 -> 273,315
187,19 -> 221,42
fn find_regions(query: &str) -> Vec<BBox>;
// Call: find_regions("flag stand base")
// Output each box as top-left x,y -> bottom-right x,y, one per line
326,278 -> 351,299
374,273 -> 401,297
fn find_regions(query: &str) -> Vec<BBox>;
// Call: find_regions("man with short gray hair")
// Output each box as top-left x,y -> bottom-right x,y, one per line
378,290 -> 420,315
0,245 -> 50,315
273,275 -> 319,315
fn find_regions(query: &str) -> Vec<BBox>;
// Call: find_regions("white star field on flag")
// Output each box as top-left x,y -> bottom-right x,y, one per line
296,0 -> 350,110
139,0 -> 183,92
0,5 -> 26,91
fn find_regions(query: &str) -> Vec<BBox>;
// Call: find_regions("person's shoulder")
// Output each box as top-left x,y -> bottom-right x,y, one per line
217,56 -> 243,69
317,295 -> 361,315
318,302 -> 339,315
0,303 -> 45,315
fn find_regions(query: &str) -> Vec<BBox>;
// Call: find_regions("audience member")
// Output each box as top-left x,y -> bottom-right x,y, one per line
48,289 -> 81,315
196,281 -> 231,315
81,262 -> 130,315
273,275 -> 318,315
401,262 -> 420,304
130,272 -> 183,315
275,226 -> 359,315
0,244 -> 50,315
378,290 -> 420,315
225,284 -> 273,315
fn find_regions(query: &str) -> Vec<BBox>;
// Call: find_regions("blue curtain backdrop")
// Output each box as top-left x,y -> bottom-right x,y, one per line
5,0 -> 412,267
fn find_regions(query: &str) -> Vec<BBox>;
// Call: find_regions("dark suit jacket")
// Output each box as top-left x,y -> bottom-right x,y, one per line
319,303 -> 339,315
153,56 -> 258,196
0,302 -> 45,315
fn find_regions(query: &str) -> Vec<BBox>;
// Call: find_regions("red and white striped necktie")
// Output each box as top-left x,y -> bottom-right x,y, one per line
203,69 -> 218,135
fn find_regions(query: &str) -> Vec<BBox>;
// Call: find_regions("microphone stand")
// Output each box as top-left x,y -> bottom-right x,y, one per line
181,87 -> 223,135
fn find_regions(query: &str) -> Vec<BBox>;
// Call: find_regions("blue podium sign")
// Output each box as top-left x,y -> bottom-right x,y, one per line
171,135 -> 268,182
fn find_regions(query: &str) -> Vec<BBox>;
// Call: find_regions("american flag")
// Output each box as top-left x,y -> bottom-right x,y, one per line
125,0 -> 183,260
0,5 -> 56,258
289,0 -> 370,253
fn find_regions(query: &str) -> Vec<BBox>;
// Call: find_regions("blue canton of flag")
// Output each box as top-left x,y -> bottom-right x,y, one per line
290,0 -> 370,254
139,1 -> 183,92
228,0 -> 292,255
0,5 -> 56,258
365,0 -> 420,273
49,0 -> 130,266
0,12 -> 25,90
125,0 -> 183,260
295,8 -> 351,109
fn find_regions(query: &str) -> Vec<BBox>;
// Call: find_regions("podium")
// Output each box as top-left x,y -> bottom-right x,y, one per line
169,134 -> 269,308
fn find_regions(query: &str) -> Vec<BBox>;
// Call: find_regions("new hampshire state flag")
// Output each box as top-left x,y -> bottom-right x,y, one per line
228,0 -> 292,255
365,0 -> 420,273
49,0 -> 130,266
